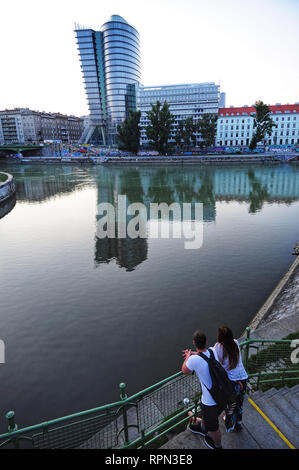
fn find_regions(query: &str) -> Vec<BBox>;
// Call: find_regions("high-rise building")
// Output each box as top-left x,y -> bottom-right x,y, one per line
137,82 -> 220,147
75,15 -> 141,146
219,92 -> 226,108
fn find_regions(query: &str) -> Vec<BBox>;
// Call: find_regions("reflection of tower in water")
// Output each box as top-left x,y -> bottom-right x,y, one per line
95,231 -> 148,272
95,177 -> 148,272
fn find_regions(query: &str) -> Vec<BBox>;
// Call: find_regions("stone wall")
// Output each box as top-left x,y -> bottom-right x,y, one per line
0,172 -> 15,203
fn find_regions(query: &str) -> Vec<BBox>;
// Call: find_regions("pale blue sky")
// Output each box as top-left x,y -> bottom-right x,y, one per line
0,0 -> 298,116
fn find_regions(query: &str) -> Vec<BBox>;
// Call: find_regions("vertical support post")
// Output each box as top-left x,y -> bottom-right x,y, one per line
140,430 -> 146,449
257,371 -> 261,391
6,411 -> 19,449
119,382 -> 130,447
244,327 -> 251,369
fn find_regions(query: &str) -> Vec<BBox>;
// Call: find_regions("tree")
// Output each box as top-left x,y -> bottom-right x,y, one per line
145,101 -> 175,155
117,109 -> 141,155
249,101 -> 277,150
197,113 -> 218,149
175,117 -> 197,152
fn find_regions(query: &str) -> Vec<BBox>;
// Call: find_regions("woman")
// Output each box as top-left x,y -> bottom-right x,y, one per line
214,326 -> 248,432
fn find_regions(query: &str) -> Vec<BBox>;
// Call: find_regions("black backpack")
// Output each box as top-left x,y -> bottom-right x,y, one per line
198,348 -> 235,408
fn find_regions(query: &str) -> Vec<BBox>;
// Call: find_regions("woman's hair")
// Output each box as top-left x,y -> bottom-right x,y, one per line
217,326 -> 239,370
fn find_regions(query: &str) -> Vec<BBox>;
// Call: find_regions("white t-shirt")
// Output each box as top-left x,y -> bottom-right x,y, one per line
214,340 -> 248,381
186,348 -> 219,406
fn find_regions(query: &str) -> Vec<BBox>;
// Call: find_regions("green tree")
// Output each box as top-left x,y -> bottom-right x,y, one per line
117,109 -> 141,155
175,117 -> 197,152
249,101 -> 277,150
197,113 -> 218,149
145,101 -> 175,155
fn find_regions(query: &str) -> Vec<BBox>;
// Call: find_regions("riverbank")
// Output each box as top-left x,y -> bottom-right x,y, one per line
0,153 -> 298,165
0,172 -> 15,203
241,248 -> 299,340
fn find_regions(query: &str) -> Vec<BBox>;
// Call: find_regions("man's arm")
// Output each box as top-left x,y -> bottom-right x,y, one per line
181,349 -> 192,374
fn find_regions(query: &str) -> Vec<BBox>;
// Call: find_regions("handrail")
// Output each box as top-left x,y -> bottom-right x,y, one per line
0,371 -> 183,441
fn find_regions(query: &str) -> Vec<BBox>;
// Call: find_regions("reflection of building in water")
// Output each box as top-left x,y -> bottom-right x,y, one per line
14,168 -> 88,203
95,174 -> 148,271
94,166 -> 299,270
125,166 -> 299,202
213,168 -> 299,200
95,233 -> 148,272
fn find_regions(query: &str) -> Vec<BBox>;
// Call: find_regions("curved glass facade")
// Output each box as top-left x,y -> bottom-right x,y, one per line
101,15 -> 141,143
76,15 -> 141,145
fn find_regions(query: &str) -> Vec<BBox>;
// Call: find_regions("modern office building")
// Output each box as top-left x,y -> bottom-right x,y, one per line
219,92 -> 226,108
75,15 -> 141,146
137,82 -> 220,147
0,108 -> 84,145
216,103 -> 299,147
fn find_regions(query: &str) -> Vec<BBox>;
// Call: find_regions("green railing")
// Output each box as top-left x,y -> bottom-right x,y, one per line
240,327 -> 299,392
0,328 -> 298,449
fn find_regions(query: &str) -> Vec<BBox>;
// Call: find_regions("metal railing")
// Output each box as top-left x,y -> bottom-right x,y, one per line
0,328 -> 298,449
240,327 -> 299,392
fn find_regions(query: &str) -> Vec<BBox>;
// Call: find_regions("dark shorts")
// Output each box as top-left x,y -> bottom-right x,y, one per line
201,403 -> 224,432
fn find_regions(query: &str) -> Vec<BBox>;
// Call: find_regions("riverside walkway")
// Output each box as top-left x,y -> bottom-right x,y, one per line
161,385 -> 298,449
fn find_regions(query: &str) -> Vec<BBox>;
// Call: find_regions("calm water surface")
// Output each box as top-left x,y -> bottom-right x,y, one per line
0,162 -> 298,430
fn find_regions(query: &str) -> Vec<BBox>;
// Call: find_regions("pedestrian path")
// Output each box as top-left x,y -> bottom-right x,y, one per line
161,385 -> 298,449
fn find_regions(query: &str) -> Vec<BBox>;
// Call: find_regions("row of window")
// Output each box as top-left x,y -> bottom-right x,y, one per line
218,138 -> 299,146
103,45 -> 140,61
220,115 -> 297,123
102,36 -> 140,51
102,27 -> 139,42
101,22 -> 139,39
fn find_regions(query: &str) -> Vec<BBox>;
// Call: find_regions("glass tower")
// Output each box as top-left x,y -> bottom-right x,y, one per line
75,15 -> 141,146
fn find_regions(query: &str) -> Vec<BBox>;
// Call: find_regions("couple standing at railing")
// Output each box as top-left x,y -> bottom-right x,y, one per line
181,326 -> 248,450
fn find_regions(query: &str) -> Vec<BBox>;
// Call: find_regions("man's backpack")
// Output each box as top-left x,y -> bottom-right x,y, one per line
198,348 -> 235,408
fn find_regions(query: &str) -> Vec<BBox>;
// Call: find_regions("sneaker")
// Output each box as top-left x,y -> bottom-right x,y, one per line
188,422 -> 208,436
234,422 -> 242,432
236,415 -> 243,425
204,435 -> 223,450
225,416 -> 236,433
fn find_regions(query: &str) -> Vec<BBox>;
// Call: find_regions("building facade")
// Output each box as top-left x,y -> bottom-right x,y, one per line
75,15 -> 141,146
137,82 -> 220,147
216,104 -> 299,148
0,109 -> 84,145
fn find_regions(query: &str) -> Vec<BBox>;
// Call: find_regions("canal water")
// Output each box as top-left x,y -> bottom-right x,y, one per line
0,162 -> 298,430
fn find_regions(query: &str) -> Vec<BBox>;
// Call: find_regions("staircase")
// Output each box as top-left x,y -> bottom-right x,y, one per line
161,385 -> 299,449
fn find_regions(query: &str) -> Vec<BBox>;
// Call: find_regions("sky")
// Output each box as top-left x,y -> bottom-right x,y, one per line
0,0 -> 298,117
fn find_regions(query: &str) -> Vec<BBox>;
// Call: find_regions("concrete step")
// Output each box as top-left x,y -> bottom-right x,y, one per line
250,390 -> 264,401
260,387 -> 279,398
254,396 -> 298,448
161,427 -> 207,449
271,394 -> 299,428
262,386 -> 290,399
161,418 -> 260,449
287,384 -> 299,394
281,391 -> 299,414
242,398 -> 289,449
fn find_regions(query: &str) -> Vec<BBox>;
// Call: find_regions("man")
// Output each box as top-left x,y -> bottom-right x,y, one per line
181,330 -> 224,450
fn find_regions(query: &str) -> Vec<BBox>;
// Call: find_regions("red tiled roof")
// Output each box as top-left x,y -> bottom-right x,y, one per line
219,104 -> 299,116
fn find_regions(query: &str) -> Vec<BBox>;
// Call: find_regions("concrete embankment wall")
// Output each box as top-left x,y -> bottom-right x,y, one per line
242,252 -> 299,340
0,172 -> 15,203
